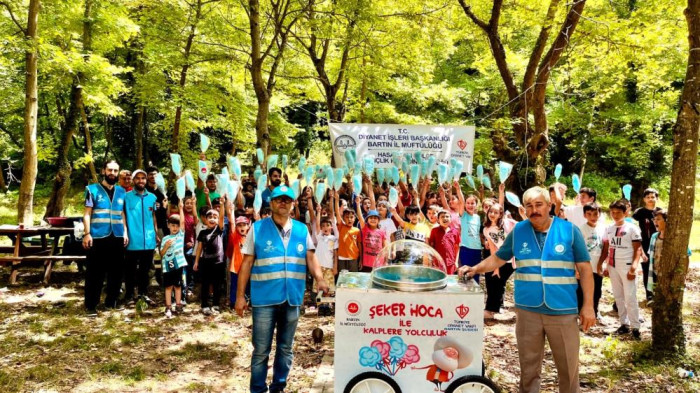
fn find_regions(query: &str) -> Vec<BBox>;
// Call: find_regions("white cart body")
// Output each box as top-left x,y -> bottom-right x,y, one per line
334,272 -> 485,392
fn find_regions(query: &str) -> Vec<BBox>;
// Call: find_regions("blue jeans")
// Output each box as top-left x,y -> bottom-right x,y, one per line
251,302 -> 300,393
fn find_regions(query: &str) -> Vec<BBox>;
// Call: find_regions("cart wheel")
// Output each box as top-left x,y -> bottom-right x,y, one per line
344,371 -> 402,393
444,376 -> 500,393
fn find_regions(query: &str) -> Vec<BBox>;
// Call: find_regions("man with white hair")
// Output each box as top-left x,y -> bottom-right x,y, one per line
459,186 -> 595,393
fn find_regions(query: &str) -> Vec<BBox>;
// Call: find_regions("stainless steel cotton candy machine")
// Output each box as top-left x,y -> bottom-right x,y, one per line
370,239 -> 448,292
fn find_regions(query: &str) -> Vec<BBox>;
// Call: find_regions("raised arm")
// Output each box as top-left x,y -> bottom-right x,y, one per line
334,192 -> 343,225
498,183 -> 505,207
365,174 -> 377,210
455,181 -> 465,216
390,206 -> 406,228
355,195 -> 366,229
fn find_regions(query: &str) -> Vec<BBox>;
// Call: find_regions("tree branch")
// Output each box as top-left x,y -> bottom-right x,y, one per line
457,0 -> 488,31
0,1 -> 27,35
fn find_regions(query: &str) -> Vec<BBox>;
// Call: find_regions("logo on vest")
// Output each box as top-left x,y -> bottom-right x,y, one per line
296,243 -> 304,253
554,244 -> 566,255
117,198 -> 124,205
519,242 -> 531,255
264,240 -> 276,253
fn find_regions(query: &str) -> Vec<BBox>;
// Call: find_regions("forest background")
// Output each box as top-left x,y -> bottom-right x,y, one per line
1,0 -> 698,225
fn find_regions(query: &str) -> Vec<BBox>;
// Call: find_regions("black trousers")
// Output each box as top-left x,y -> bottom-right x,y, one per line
84,235 -> 124,310
124,250 -> 154,299
577,273 -> 603,315
200,261 -> 226,308
641,261 -> 652,300
484,262 -> 515,313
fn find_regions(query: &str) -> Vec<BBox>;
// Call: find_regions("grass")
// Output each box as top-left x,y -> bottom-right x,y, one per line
168,341 -> 237,367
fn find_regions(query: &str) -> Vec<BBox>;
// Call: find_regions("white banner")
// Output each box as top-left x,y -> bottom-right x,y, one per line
329,123 -> 475,173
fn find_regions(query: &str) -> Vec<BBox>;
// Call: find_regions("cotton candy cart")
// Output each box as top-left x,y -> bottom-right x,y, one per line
333,240 -> 500,393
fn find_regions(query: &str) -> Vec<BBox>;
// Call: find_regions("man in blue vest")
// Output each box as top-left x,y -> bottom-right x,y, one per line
82,160 -> 129,316
459,186 -> 596,393
235,185 -> 328,393
123,169 -> 159,306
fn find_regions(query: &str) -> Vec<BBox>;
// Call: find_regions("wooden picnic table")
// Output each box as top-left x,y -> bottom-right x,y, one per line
0,225 -> 86,285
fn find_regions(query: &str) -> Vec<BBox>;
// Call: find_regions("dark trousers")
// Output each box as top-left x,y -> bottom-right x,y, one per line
641,261 -> 652,300
200,262 -> 225,308
185,252 -> 195,292
577,273 -> 603,315
124,250 -> 154,299
484,262 -> 515,313
84,236 -> 124,310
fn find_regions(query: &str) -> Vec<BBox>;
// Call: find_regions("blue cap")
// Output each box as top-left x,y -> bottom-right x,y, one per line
366,209 -> 380,218
270,185 -> 295,200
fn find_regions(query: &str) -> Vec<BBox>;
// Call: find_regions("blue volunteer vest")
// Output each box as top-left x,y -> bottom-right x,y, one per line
512,217 -> 578,312
124,190 -> 158,251
251,218 -> 308,307
86,183 -> 125,239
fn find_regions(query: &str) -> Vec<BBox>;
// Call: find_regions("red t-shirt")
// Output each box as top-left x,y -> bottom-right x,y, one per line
429,225 -> 460,273
183,213 -> 196,250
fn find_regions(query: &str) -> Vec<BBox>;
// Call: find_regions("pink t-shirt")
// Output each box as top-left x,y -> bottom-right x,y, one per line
361,226 -> 387,268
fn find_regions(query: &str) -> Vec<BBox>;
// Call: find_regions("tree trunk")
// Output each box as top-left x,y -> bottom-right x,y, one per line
45,84 -> 82,219
17,0 -> 40,226
80,105 -> 98,183
170,0 -> 202,153
651,0 -> 700,355
135,107 -> 145,169
255,96 -> 271,159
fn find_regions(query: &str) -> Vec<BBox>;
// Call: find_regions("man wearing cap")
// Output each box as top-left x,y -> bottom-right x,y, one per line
82,160 -> 128,316
459,186 -> 595,393
235,185 -> 328,393
123,169 -> 159,306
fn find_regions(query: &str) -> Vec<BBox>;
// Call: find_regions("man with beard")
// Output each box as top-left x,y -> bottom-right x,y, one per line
124,169 -> 159,306
260,167 -> 284,209
459,186 -> 596,393
146,166 -> 168,238
196,173 -> 220,216
82,160 -> 128,316
412,337 -> 473,392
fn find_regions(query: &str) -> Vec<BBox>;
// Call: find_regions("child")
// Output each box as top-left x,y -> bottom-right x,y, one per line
598,199 -> 642,339
633,188 -> 658,301
646,208 -> 691,295
334,193 -> 361,272
160,200 -> 188,318
428,210 -> 460,274
183,195 -> 198,298
194,197 -> 227,315
577,203 -> 606,319
425,205 -> 441,227
377,201 -> 398,241
459,190 -> 482,283
311,206 -> 338,313
392,204 -> 431,243
356,199 -> 388,272
482,203 -> 516,319
226,216 -> 250,308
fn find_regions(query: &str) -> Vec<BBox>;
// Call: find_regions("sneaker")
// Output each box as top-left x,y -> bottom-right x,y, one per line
632,329 -> 641,340
125,298 -> 136,307
211,306 -> 221,315
165,308 -> 173,319
142,296 -> 156,307
180,298 -> 187,306
202,307 -> 212,316
105,303 -> 125,311
175,304 -> 184,314
614,325 -> 630,335
171,304 -> 177,312
86,309 -> 98,317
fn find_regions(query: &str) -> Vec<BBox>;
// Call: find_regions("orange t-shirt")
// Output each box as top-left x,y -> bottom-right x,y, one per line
337,222 -> 361,259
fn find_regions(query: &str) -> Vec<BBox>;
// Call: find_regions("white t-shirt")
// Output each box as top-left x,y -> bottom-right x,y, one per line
604,222 -> 642,268
562,206 -> 586,228
579,222 -> 606,272
379,217 -> 397,240
315,233 -> 338,269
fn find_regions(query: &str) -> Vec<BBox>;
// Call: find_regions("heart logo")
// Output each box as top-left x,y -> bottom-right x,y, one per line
455,304 -> 470,319
457,139 -> 468,150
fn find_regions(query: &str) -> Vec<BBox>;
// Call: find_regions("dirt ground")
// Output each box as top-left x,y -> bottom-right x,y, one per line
0,263 -> 698,393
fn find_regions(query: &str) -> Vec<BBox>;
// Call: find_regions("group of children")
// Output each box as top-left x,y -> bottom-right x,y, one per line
136,157 -> 674,336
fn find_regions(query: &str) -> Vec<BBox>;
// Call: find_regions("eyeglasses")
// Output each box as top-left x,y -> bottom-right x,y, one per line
273,197 -> 293,205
